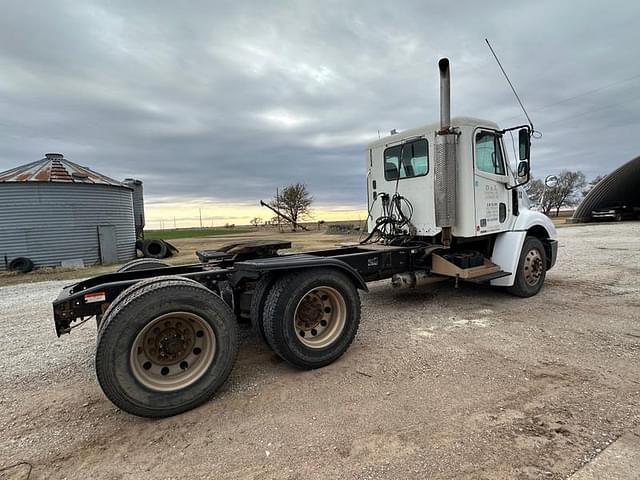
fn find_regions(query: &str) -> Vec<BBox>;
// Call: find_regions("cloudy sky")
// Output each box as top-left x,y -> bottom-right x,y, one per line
1,1 -> 639,227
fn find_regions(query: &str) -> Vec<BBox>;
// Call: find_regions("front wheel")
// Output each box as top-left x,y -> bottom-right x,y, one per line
262,268 -> 361,369
95,278 -> 239,417
507,236 -> 547,298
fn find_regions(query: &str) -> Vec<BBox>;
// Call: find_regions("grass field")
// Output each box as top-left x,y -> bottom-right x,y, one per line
144,226 -> 251,240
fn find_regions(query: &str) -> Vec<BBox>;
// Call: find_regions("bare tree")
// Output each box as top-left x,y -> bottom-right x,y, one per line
250,217 -> 262,228
525,177 -> 555,215
525,178 -> 544,205
271,183 -> 313,231
547,170 -> 587,216
582,174 -> 606,197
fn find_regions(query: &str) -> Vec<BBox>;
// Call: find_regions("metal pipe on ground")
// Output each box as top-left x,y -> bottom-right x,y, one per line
259,200 -> 309,231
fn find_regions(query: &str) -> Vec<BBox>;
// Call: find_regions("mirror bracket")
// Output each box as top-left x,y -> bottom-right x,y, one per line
500,124 -> 532,190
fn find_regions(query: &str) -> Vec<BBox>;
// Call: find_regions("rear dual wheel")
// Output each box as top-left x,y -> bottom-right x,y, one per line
261,269 -> 361,369
96,259 -> 171,329
96,277 -> 239,418
117,258 -> 170,273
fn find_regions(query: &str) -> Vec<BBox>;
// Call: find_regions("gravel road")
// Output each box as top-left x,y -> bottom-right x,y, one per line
1,223 -> 638,479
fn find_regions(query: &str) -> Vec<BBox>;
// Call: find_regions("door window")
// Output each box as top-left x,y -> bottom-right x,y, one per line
475,132 -> 505,175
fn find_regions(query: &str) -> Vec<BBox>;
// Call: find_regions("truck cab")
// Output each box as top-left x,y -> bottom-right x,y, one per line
366,116 -> 557,288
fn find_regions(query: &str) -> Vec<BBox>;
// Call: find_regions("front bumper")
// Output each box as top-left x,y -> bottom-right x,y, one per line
591,212 -> 617,219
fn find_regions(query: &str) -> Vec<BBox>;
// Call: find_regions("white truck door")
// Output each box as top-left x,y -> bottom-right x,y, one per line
473,129 -> 512,235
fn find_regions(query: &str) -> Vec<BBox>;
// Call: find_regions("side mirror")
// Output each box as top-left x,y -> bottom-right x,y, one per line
518,128 -> 530,161
517,161 -> 529,177
544,175 -> 558,188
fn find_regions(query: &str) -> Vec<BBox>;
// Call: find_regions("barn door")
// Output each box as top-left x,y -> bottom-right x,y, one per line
98,225 -> 118,264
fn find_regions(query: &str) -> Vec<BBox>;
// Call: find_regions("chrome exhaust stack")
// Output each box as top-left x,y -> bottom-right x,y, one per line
434,58 -> 457,247
439,58 -> 451,130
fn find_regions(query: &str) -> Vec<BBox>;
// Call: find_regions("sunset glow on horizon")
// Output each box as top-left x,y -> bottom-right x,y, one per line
144,200 -> 367,229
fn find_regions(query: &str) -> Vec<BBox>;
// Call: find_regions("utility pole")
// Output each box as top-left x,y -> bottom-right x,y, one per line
173,216 -> 176,229
199,208 -> 203,229
276,187 -> 281,233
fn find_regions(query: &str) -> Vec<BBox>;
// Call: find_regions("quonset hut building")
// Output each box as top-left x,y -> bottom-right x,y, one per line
0,153 -> 138,272
571,155 -> 640,222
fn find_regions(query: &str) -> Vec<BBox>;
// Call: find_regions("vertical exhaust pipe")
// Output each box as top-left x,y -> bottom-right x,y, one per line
434,58 -> 457,247
439,58 -> 451,131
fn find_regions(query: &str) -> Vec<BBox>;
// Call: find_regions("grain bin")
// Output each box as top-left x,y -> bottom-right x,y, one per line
123,178 -> 145,238
0,153 -> 136,271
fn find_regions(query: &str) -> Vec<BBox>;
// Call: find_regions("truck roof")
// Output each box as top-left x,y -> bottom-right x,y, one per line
366,116 -> 500,149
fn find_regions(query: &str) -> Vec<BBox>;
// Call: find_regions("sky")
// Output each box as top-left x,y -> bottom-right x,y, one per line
1,0 -> 639,227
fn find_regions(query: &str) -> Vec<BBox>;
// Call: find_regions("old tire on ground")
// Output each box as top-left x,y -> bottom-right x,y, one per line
8,257 -> 34,273
249,273 -> 277,344
95,277 -> 239,418
117,258 -> 171,273
142,239 -> 168,259
262,268 -> 361,369
507,236 -> 547,298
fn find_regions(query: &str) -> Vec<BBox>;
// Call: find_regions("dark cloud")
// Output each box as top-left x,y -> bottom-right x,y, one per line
1,0 -> 639,208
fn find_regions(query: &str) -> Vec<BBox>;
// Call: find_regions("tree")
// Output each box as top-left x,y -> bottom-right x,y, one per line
525,177 -> 555,215
546,170 -> 587,216
271,183 -> 313,231
525,178 -> 544,205
250,217 -> 262,228
582,174 -> 606,197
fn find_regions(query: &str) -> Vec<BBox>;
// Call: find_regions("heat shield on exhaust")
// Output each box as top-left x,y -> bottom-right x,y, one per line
434,133 -> 457,227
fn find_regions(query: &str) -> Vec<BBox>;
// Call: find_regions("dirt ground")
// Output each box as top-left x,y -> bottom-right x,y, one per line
0,222 -> 638,479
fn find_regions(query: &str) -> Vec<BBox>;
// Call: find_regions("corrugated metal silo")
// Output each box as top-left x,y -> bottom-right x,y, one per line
123,178 -> 145,238
0,153 -> 136,271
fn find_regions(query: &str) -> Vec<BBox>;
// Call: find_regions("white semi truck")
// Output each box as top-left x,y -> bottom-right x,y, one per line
365,59 -> 557,297
52,58 -> 557,418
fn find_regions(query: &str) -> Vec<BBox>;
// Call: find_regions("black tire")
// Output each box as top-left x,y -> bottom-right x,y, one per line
262,268 -> 361,369
249,273 -> 277,344
507,236 -> 547,298
95,277 -> 239,418
117,258 -> 171,273
8,257 -> 33,273
614,213 -> 622,222
95,260 -> 172,329
142,239 -> 168,259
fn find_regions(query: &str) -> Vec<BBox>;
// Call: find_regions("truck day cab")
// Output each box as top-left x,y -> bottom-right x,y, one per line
52,58 -> 557,417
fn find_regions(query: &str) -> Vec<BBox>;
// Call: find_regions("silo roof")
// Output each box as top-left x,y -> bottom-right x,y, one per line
0,153 -> 127,187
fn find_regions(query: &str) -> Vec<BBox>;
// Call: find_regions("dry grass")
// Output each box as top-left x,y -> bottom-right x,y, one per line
0,228 -> 357,288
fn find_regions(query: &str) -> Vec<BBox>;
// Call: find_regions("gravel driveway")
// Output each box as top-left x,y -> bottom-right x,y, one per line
1,222 -> 638,479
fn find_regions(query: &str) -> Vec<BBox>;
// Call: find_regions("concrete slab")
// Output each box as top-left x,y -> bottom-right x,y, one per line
569,431 -> 640,480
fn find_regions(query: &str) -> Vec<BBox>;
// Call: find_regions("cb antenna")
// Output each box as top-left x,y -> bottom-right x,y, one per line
485,38 -> 538,136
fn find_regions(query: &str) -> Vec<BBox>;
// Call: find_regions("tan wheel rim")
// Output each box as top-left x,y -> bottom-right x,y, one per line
130,312 -> 215,392
293,286 -> 347,349
523,248 -> 544,286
